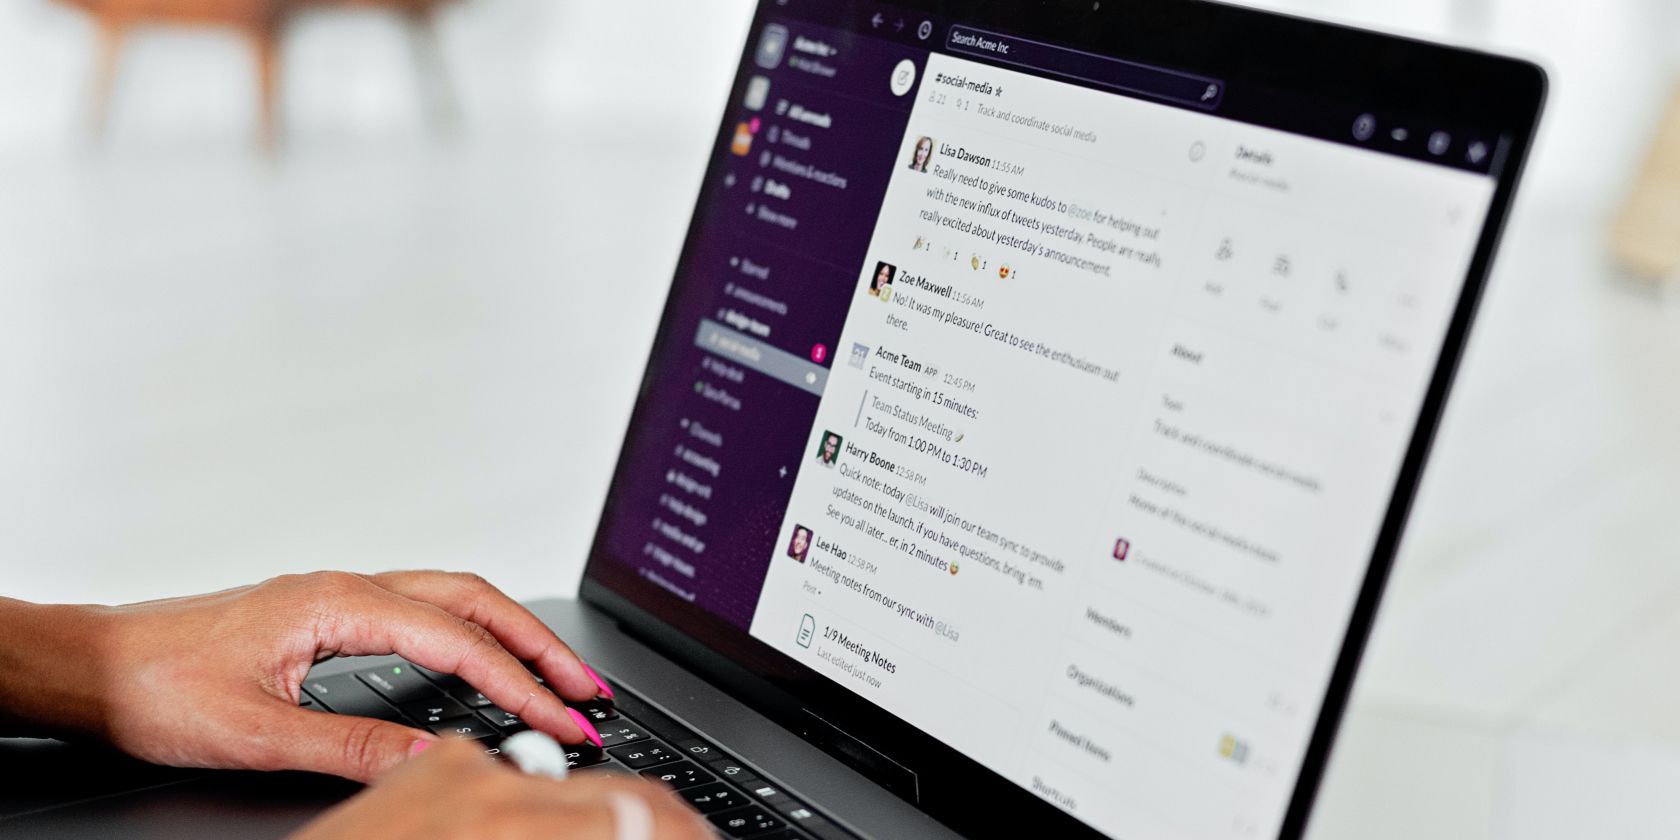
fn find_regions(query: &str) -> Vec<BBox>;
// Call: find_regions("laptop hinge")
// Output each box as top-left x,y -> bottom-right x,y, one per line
797,709 -> 920,802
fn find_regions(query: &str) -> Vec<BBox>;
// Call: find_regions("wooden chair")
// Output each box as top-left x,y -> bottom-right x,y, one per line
57,0 -> 456,148
1612,83 -> 1680,282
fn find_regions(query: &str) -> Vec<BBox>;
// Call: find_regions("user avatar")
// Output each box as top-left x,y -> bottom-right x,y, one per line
787,525 -> 813,563
848,342 -> 871,369
1113,537 -> 1131,562
908,136 -> 934,172
869,261 -> 896,298
815,431 -> 843,467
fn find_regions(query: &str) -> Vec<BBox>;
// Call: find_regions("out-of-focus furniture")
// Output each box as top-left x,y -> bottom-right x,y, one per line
1612,82 -> 1680,281
55,0 -> 457,147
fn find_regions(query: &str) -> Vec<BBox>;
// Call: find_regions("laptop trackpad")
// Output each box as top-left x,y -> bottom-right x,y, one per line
1,738 -> 355,838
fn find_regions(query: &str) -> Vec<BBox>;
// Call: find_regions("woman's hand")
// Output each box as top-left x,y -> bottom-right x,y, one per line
291,738 -> 710,840
0,571 -> 614,781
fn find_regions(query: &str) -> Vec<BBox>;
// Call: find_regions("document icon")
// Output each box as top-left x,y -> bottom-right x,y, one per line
797,614 -> 816,648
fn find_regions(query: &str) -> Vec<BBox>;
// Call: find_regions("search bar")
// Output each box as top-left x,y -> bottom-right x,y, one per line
945,26 -> 1225,111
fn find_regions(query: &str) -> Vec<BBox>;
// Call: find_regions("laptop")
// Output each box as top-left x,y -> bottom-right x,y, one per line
0,1 -> 1543,837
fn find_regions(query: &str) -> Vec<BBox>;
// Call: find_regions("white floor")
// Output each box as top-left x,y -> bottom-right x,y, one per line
2,1 -> 1677,837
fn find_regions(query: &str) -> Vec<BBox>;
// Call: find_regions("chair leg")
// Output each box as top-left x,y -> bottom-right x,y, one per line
89,18 -> 126,139
251,26 -> 280,150
406,4 -> 460,134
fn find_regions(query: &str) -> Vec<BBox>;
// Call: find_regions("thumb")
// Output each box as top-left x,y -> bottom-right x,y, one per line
260,706 -> 437,783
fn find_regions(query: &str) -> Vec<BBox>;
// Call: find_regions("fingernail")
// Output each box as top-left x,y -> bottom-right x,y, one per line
582,663 -> 616,700
409,739 -> 434,757
567,707 -> 603,748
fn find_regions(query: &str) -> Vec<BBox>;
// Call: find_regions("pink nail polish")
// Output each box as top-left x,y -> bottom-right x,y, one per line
582,663 -> 616,700
409,739 -> 434,757
567,707 -> 603,747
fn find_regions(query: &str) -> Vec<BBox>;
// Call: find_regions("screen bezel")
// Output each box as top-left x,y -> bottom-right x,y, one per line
579,2 -> 1546,837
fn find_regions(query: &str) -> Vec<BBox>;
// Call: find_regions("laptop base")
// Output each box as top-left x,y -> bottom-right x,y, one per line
0,597 -> 950,840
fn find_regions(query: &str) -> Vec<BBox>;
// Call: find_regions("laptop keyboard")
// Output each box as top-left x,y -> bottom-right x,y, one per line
300,658 -> 857,840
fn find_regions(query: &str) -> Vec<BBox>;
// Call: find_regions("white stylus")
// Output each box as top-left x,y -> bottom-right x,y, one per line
498,731 -> 654,840
499,730 -> 569,780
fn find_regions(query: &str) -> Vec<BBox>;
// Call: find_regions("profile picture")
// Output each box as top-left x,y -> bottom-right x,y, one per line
787,525 -> 813,563
815,431 -> 843,467
908,136 -> 934,172
1113,538 -> 1131,562
869,262 -> 895,298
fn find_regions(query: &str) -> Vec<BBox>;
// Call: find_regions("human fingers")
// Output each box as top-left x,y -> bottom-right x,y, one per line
291,573 -> 595,746
363,571 -> 610,703
487,774 -> 712,840
244,702 -> 438,782
291,741 -> 710,840
287,738 -> 502,838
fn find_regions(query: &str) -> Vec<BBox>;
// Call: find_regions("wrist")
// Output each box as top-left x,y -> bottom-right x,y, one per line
0,598 -> 117,739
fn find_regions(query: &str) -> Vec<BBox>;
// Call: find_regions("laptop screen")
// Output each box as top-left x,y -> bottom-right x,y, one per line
585,2 -> 1530,837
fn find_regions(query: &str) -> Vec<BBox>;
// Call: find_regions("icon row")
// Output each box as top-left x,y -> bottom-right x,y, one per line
869,12 -> 934,40
1212,237 -> 1355,293
1351,113 -> 1488,166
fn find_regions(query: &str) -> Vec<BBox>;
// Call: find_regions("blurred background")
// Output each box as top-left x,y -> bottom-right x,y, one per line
2,0 -> 1678,837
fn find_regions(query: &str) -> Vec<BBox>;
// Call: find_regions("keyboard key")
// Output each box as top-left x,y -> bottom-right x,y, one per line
611,693 -> 697,743
355,663 -> 439,705
595,721 -> 650,748
574,700 -> 619,723
575,764 -> 635,777
703,755 -> 759,784
744,781 -> 792,808
402,662 -> 463,687
400,697 -> 471,726
678,782 -> 745,814
770,799 -> 819,823
448,686 -> 495,708
606,742 -> 680,770
671,738 -> 721,761
726,774 -> 765,795
795,816 -> 857,840
564,744 -> 609,769
298,691 -> 315,708
639,760 -> 715,790
476,705 -> 528,733
428,714 -> 496,740
477,736 -> 506,759
748,832 -> 806,840
303,674 -> 403,721
708,805 -> 784,837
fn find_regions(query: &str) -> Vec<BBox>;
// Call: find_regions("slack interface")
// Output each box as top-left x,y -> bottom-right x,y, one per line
599,10 -> 1497,840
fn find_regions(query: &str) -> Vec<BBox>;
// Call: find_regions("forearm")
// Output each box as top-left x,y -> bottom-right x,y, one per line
0,597 -> 113,739
0,571 -> 610,780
